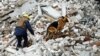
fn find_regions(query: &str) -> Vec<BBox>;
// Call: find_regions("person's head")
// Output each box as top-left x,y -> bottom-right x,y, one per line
22,12 -> 30,20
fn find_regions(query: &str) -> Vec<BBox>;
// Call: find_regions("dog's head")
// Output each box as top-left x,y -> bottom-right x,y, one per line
58,16 -> 69,26
58,16 -> 64,23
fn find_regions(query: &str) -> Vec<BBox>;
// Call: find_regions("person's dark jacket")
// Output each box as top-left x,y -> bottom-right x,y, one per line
14,20 -> 34,36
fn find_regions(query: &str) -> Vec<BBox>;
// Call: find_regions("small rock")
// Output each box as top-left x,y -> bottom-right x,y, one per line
52,2 -> 59,8
95,31 -> 100,38
92,45 -> 98,52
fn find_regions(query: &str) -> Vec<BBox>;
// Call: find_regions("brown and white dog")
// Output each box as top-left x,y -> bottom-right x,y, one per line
44,15 -> 69,41
44,12 -> 78,41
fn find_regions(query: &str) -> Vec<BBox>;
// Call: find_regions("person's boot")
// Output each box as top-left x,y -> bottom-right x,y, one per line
16,44 -> 22,50
27,40 -> 33,47
23,42 -> 28,47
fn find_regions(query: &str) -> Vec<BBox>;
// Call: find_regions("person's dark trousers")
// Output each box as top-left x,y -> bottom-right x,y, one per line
16,35 -> 28,48
22,35 -> 28,47
16,35 -> 22,47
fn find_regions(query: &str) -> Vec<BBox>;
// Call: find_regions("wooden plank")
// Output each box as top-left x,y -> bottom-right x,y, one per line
0,9 -> 14,18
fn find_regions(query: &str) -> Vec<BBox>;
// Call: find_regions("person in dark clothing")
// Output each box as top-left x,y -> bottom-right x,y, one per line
14,13 -> 34,49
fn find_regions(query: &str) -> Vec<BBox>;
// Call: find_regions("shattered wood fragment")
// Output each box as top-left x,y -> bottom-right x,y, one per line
1,36 -> 16,53
32,15 -> 40,23
2,16 -> 11,21
43,14 -> 54,22
61,2 -> 66,16
5,47 -> 16,54
38,5 -> 42,16
0,9 -> 14,18
16,0 -> 26,7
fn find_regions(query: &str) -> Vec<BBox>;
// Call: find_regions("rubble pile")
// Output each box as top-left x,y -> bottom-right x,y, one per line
0,0 -> 100,56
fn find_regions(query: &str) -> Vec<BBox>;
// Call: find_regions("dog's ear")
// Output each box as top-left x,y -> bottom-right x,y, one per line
59,16 -> 64,19
65,17 -> 69,22
61,16 -> 64,19
64,15 -> 69,22
65,14 -> 68,17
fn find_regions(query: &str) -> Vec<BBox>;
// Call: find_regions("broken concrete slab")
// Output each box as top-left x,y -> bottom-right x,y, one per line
41,6 -> 61,19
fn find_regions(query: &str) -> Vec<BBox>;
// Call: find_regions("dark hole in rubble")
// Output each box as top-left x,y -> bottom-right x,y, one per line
95,0 -> 100,4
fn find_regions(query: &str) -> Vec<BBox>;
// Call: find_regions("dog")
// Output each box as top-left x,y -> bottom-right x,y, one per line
44,15 -> 69,41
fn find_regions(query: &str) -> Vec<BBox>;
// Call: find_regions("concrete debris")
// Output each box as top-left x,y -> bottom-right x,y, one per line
0,0 -> 100,56
42,6 -> 61,19
95,31 -> 100,38
42,14 -> 54,22
38,5 -> 42,16
5,47 -> 17,54
61,2 -> 66,16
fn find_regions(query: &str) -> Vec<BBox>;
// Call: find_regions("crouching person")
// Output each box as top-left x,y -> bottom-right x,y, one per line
14,12 -> 34,50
